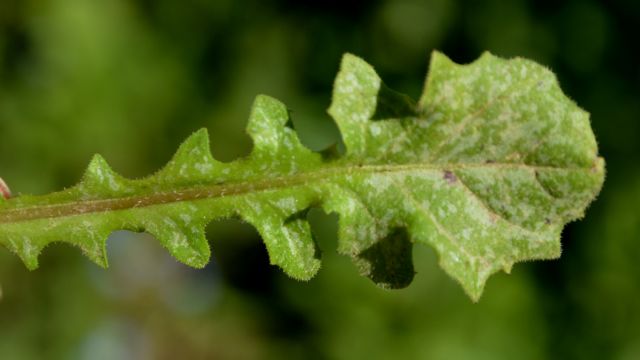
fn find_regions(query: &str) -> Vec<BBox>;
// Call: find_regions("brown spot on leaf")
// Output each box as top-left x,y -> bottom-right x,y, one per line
443,170 -> 457,184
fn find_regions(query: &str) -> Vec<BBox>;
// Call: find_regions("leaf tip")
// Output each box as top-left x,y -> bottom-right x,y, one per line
253,93 -> 279,105
338,52 -> 378,80
284,260 -> 322,282
250,94 -> 288,121
464,272 -> 491,303
145,221 -> 212,269
458,276 -> 486,303
468,290 -> 483,303
157,127 -> 219,182
181,128 -> 211,150
18,248 -> 40,271
428,49 -> 453,67
86,153 -> 110,173
83,154 -> 124,193
183,254 -> 210,269
340,52 -> 364,67
479,50 -> 495,60
82,243 -> 109,268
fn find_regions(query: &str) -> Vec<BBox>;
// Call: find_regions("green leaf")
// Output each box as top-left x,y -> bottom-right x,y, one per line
0,51 -> 604,300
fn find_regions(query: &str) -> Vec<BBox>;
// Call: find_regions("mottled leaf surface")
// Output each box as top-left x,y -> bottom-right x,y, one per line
0,52 -> 604,300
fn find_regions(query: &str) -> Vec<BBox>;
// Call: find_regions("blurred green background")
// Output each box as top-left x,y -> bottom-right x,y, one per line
0,0 -> 638,359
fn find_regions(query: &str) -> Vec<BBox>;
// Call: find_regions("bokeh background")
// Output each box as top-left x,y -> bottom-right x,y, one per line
0,0 -> 638,359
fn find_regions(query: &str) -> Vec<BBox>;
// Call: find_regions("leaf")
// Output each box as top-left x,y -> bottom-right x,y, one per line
0,51 -> 604,300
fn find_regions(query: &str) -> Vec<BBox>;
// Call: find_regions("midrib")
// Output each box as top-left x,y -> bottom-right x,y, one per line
0,161 -> 591,224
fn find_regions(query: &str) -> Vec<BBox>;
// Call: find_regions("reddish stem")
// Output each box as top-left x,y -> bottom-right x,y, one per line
0,177 -> 11,199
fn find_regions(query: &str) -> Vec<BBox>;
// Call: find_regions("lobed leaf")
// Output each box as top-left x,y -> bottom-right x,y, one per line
0,51 -> 604,300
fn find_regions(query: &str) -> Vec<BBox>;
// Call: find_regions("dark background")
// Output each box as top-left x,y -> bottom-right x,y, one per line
1,0 -> 639,359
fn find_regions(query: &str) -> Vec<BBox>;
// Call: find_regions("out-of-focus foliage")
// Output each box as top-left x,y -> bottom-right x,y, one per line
0,0 -> 637,359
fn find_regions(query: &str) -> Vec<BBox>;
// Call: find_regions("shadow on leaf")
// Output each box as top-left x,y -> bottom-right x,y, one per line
355,228 -> 415,289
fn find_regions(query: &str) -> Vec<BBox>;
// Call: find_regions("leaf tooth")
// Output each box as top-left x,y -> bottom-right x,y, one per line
142,212 -> 210,268
82,154 -> 126,195
247,96 -> 309,155
252,215 -> 321,280
246,95 -> 288,154
427,240 -> 488,302
240,198 -> 320,280
502,261 -> 514,274
396,180 -> 488,300
321,184 -> 380,255
72,226 -> 110,268
157,128 -> 222,183
328,53 -> 381,157
9,235 -> 42,270
245,95 -> 320,175
80,242 -> 108,268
